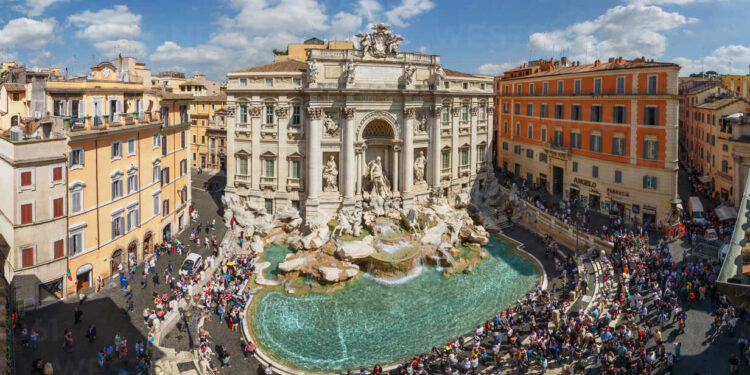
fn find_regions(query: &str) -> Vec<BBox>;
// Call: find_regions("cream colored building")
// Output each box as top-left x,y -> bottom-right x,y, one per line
0,83 -> 26,131
225,25 -> 494,220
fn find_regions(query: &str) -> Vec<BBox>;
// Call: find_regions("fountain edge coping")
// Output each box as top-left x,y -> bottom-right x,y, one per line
240,232 -> 549,375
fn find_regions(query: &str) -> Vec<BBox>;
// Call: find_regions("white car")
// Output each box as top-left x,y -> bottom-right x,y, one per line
180,253 -> 203,276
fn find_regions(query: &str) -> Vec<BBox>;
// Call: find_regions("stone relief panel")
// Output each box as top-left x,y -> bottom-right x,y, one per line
323,112 -> 340,137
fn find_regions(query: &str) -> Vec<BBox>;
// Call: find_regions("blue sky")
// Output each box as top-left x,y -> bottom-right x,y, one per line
1,0 -> 749,80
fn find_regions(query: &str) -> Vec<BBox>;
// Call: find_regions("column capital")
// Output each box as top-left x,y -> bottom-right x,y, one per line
275,106 -> 290,119
470,106 -> 478,117
250,105 -> 262,118
393,145 -> 401,152
342,107 -> 356,119
431,106 -> 442,117
403,108 -> 416,119
306,106 -> 324,120
451,107 -> 460,117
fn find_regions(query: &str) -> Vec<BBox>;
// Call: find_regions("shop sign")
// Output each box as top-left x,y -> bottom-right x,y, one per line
607,187 -> 630,197
573,177 -> 596,189
632,204 -> 640,214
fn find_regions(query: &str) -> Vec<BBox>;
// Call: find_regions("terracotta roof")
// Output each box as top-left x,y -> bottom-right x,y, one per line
159,91 -> 195,100
696,97 -> 749,110
505,59 -> 679,80
682,81 -> 723,95
2,83 -> 24,91
232,60 -> 307,74
444,69 -> 483,78
192,92 -> 227,102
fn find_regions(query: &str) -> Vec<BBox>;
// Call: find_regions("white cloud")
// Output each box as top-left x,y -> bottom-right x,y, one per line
358,0 -> 382,21
625,0 -> 724,4
385,0 -> 435,27
14,0 -> 67,17
0,17 -> 56,50
478,61 -> 523,76
0,51 -> 18,61
67,5 -> 142,42
150,41 -> 226,66
329,11 -> 363,39
674,45 -> 750,75
225,0 -> 329,35
528,4 -> 697,62
94,39 -> 148,59
29,50 -> 51,65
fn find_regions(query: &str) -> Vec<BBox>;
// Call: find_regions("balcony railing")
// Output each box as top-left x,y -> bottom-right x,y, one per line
260,176 -> 277,190
234,174 -> 250,186
286,178 -> 302,192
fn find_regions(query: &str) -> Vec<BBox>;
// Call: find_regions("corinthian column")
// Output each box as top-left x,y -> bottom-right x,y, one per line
430,106 -> 442,190
402,108 -> 415,194
307,107 -> 323,200
392,145 -> 400,194
342,107 -> 356,203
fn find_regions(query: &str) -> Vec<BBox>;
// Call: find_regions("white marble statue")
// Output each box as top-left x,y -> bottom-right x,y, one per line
344,58 -> 356,85
307,59 -> 318,84
356,23 -> 403,58
416,113 -> 427,133
414,151 -> 426,182
433,64 -> 446,88
323,155 -> 339,192
323,115 -> 339,136
403,64 -> 417,86
365,156 -> 391,199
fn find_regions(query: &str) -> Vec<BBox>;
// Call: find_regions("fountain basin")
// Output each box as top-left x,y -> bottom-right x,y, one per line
248,235 -> 541,372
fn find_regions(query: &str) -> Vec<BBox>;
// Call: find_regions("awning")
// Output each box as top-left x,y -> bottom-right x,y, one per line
714,205 -> 738,221
698,175 -> 711,184
76,264 -> 93,275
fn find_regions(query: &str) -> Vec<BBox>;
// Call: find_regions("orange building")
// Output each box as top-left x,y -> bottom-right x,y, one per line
496,57 -> 680,225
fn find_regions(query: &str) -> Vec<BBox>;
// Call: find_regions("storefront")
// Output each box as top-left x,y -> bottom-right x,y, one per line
143,232 -> 153,255
642,206 -> 657,227
569,186 -> 579,201
38,278 -> 63,305
539,173 -> 548,191
110,248 -> 126,276
76,264 -> 92,292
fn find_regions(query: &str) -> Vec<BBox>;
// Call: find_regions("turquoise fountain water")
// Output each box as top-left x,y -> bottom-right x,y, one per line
249,235 -> 540,372
261,244 -> 294,280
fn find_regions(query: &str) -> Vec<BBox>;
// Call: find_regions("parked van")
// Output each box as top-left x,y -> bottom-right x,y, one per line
688,196 -> 705,224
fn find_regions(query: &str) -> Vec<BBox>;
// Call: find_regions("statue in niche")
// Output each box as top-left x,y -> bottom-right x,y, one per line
306,59 -> 318,84
365,156 -> 391,199
416,113 -> 427,133
433,64 -> 446,88
323,155 -> 339,192
323,115 -> 339,136
414,151 -> 426,182
344,58 -> 356,85
403,64 -> 416,86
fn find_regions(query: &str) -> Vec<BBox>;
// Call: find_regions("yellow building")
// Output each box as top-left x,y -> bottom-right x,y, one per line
32,58 -> 190,296
274,38 -> 353,63
189,92 -> 226,169
722,74 -> 750,98
0,83 -> 26,131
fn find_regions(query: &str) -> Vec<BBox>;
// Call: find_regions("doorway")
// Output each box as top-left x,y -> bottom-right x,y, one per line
514,163 -> 520,178
590,194 -> 601,211
163,224 -> 172,243
200,154 -> 206,168
143,233 -> 153,255
110,249 -> 125,276
76,265 -> 92,291
552,166 -> 564,195
569,187 -> 579,202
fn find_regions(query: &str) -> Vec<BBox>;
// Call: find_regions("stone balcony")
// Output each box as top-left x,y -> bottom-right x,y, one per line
260,176 -> 277,190
459,164 -> 470,177
286,178 -> 303,192
234,174 -> 250,187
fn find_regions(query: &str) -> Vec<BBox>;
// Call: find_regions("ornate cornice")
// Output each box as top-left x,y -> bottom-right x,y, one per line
451,107 -> 460,117
249,106 -> 262,118
306,106 -> 324,120
470,106 -> 478,116
275,106 -> 290,119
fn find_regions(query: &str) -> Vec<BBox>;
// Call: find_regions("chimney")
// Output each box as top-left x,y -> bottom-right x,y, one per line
608,57 -> 615,63
594,60 -> 600,67
560,56 -> 569,67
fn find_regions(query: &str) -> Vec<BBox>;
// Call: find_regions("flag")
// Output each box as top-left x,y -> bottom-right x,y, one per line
67,267 -> 72,281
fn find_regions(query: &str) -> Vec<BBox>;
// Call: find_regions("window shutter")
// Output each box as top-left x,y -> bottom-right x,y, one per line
22,248 -> 33,268
653,141 -> 659,159
53,198 -> 63,218
643,141 -> 648,159
54,239 -> 64,259
643,176 -> 647,188
21,203 -> 32,224
21,171 -> 31,186
79,100 -> 84,118
652,177 -> 657,189
654,108 -> 660,125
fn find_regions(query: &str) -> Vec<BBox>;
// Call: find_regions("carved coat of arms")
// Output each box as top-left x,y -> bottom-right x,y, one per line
356,23 -> 403,58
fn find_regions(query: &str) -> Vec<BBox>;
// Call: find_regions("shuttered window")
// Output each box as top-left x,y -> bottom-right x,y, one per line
53,198 -> 64,218
54,240 -> 65,259
20,203 -> 33,224
21,171 -> 32,187
21,247 -> 33,268
52,167 -> 63,182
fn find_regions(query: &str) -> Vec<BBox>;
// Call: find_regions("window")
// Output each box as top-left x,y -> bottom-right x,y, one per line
462,82 -> 468,90
127,174 -> 138,194
70,189 -> 83,214
571,105 -> 581,120
21,247 -> 34,268
516,84 -> 522,95
503,121 -> 508,134
152,133 -> 161,148
613,106 -> 626,124
111,176 -> 123,199
643,176 -> 657,189
240,78 -> 247,86
480,83 -> 485,90
589,132 -> 602,152
514,145 -> 521,154
553,129 -> 563,146
526,149 -> 534,159
593,78 -> 602,95
612,134 -> 626,156
643,138 -> 658,160
291,160 -> 301,179
540,127 -> 547,143
20,170 -> 33,188
239,104 -> 248,123
615,170 -> 622,183
153,164 -> 160,183
502,142 -> 509,150
180,159 -> 187,176
722,144 -> 729,152
529,83 -> 535,96
69,229 -> 84,256
193,134 -> 197,144
460,148 -> 469,165
461,104 -> 469,121
263,159 -> 275,177
442,106 -> 450,122
265,104 -> 275,124
574,80 -> 581,95
514,103 -> 521,115
265,199 -> 274,214
162,199 -> 170,217
53,239 -> 65,259
265,78 -> 273,86
722,160 -> 728,173
557,81 -> 563,95
647,75 -> 657,95
542,82 -> 548,96
12,93 -> 19,101
592,166 -> 599,178
554,104 -> 564,119
527,124 -> 533,138
127,206 -> 139,232
160,167 -> 170,186
211,104 -> 215,111
515,123 -> 520,137
572,161 -> 578,172
590,105 -> 602,122
181,131 -> 186,149
193,153 -> 196,161
539,153 -> 547,163
503,103 -> 509,114
153,193 -> 160,216
291,105 -> 301,125
52,197 -> 64,218
526,103 -> 533,116
644,107 -> 659,125
477,145 -> 485,163
50,166 -> 63,185
238,157 -> 249,175
293,78 -> 301,86
616,77 -> 626,95
111,141 -> 122,160
504,85 -> 510,96
441,151 -> 450,169
111,214 -> 125,238
20,203 -> 33,224
541,104 -> 549,118
570,132 -> 581,149
69,148 -> 84,168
